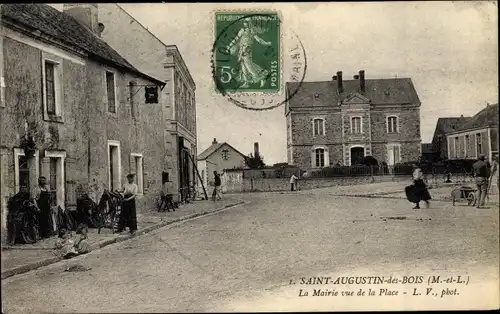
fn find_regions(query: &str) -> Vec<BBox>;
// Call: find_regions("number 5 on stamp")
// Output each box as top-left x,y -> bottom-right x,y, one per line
214,12 -> 281,93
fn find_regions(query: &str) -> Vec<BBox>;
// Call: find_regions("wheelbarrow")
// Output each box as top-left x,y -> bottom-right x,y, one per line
451,186 -> 477,206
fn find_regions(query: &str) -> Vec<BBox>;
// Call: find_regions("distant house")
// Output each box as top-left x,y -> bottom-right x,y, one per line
421,143 -> 439,161
431,116 -> 472,159
446,104 -> 498,162
286,70 -> 422,169
196,138 -> 246,192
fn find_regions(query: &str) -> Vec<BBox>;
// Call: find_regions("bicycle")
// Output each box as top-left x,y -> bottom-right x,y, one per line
93,190 -> 123,234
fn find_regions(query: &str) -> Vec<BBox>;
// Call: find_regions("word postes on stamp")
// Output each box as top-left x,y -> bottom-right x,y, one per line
214,12 -> 281,94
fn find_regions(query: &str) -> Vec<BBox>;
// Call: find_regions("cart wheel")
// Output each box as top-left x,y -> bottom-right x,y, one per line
467,193 -> 476,206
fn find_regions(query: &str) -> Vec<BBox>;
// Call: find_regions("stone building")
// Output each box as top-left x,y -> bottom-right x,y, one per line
0,4 -> 166,232
446,103 -> 498,162
431,116 -> 471,159
95,4 -> 197,203
196,138 -> 246,195
285,70 -> 422,169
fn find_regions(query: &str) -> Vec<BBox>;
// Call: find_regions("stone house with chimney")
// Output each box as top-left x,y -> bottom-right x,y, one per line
196,138 -> 246,194
96,4 -> 197,203
446,103 -> 498,162
285,70 -> 422,169
0,4 -> 167,233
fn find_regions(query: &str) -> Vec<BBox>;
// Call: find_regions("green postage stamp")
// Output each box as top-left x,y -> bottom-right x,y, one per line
213,12 -> 281,93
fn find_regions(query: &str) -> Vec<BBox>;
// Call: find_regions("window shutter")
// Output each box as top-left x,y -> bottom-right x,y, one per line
324,148 -> 330,167
310,149 -> 316,168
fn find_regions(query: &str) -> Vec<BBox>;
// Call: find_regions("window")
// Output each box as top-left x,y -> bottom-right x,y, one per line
42,55 -> 63,120
131,153 -> 144,194
351,117 -> 362,134
315,148 -> 325,168
387,116 -> 398,133
45,61 -> 56,114
465,135 -> 470,157
476,133 -> 482,156
454,137 -> 459,158
313,118 -> 324,136
106,71 -> 116,113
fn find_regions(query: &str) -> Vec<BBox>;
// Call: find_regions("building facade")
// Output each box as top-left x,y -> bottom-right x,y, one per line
96,4 -> 197,203
431,116 -> 471,159
196,138 -> 246,194
446,104 -> 498,162
285,70 -> 422,169
0,4 -> 166,232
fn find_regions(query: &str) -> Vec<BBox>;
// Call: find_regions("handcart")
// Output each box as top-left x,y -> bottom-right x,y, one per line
451,186 -> 477,206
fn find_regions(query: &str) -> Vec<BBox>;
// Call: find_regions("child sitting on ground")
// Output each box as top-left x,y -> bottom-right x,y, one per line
54,228 -> 78,259
74,223 -> 92,254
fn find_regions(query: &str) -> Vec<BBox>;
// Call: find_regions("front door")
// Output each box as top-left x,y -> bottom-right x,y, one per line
350,147 -> 365,165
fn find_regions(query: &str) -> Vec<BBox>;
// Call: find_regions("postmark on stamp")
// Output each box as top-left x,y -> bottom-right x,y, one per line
211,11 -> 307,111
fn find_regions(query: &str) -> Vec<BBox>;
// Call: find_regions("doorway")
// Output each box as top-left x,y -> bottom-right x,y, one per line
350,147 -> 365,165
108,141 -> 121,191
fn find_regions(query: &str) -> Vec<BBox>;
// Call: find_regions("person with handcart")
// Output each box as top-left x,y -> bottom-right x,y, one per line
472,155 -> 491,209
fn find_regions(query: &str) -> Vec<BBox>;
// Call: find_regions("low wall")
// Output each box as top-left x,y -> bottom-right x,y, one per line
223,175 -> 412,193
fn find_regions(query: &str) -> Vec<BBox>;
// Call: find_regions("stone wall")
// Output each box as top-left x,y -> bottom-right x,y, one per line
223,175 -> 412,193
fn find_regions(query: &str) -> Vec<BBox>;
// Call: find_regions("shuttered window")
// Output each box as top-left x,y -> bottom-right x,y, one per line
45,61 -> 56,114
106,71 -> 116,113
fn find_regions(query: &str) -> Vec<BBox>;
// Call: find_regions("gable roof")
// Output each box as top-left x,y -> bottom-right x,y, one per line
456,103 -> 498,132
1,4 -> 165,86
434,117 -> 472,136
197,142 -> 246,161
286,78 -> 421,108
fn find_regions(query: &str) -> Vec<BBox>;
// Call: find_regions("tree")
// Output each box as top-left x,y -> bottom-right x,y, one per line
245,153 -> 265,169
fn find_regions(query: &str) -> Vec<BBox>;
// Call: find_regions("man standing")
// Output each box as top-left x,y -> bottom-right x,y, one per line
290,173 -> 298,191
212,171 -> 222,201
472,155 -> 491,208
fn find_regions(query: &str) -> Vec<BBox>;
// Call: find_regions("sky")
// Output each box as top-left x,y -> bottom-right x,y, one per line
56,2 -> 498,165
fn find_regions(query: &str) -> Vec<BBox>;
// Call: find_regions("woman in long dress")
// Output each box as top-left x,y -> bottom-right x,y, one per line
410,166 -> 431,209
32,176 -> 54,239
116,174 -> 138,235
226,21 -> 272,88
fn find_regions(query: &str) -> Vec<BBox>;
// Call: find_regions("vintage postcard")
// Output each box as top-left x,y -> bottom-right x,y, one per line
0,1 -> 498,313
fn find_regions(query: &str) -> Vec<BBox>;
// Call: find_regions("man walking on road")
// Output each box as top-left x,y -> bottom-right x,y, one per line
290,173 -> 298,191
473,155 -> 491,208
212,171 -> 222,201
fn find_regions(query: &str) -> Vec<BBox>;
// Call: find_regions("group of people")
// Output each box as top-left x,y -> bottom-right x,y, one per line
7,176 -> 59,245
407,154 -> 496,209
7,173 -> 140,247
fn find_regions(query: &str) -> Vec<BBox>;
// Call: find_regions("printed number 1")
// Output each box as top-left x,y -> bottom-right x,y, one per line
220,66 -> 236,84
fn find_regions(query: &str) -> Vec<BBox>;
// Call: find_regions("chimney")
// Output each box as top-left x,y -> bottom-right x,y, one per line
212,138 -> 217,145
63,4 -> 99,35
336,71 -> 343,93
254,142 -> 260,157
359,70 -> 365,93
